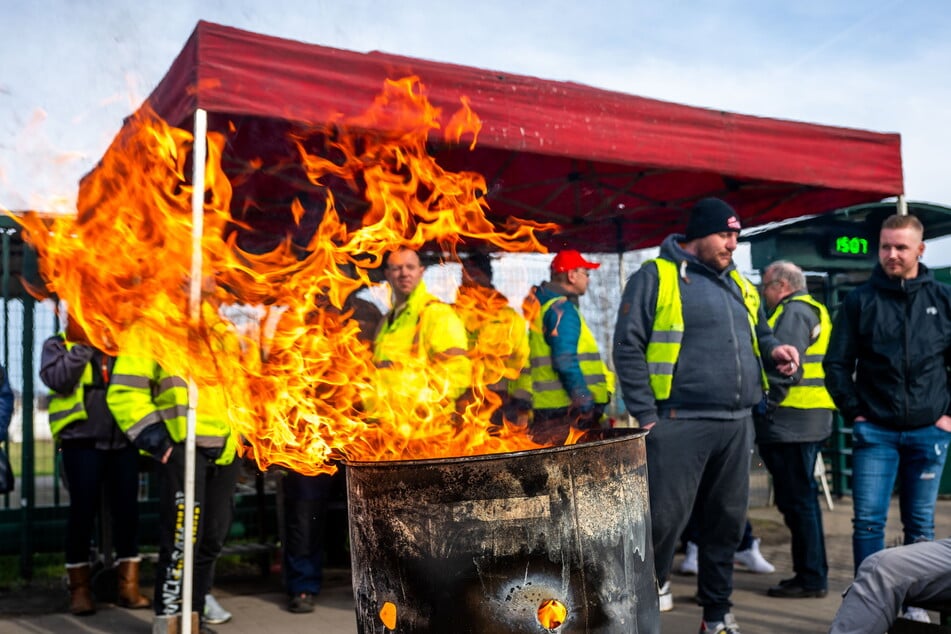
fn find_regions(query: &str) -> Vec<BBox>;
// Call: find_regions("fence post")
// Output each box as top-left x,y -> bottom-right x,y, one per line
19,246 -> 37,580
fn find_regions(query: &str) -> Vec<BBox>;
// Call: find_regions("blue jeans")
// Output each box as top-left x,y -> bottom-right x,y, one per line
851,420 -> 951,571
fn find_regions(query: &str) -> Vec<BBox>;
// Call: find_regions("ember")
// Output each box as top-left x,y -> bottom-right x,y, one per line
538,598 -> 568,630
15,76 -> 559,475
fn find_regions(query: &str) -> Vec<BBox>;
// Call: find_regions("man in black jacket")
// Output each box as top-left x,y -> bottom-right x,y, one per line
824,214 -> 951,579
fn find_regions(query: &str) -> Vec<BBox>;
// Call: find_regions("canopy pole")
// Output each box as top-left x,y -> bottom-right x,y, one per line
615,215 -> 626,289
182,107 -> 208,634
897,194 -> 908,216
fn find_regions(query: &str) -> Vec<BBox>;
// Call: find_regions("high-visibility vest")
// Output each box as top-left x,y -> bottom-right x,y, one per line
373,281 -> 471,401
107,355 -> 236,465
454,284 -> 530,400
47,338 -> 92,438
647,258 -> 766,400
767,294 -> 836,410
528,296 -> 612,410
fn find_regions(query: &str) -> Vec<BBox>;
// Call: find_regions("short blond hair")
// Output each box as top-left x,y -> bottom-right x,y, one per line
881,214 -> 924,236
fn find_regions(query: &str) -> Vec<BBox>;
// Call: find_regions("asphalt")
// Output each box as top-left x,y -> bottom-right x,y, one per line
3,496 -> 950,633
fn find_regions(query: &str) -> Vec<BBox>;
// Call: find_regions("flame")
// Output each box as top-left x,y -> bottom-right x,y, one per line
537,598 -> 568,630
379,601 -> 397,630
14,76 -> 565,475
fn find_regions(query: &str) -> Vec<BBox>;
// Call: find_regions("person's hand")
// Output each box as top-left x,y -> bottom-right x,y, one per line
936,415 -> 951,432
771,344 -> 800,376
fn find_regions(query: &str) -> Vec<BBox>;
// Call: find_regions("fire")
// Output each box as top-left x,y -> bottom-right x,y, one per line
379,601 -> 397,630
14,76 -> 563,475
537,598 -> 568,630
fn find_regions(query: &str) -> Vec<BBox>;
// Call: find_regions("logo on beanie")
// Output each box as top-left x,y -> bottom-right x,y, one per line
727,216 -> 741,230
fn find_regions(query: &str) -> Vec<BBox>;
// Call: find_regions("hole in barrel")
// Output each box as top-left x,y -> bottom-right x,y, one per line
537,597 -> 568,630
379,601 -> 397,630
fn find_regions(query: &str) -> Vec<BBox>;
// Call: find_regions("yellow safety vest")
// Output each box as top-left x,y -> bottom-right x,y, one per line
647,258 -> 766,400
767,294 -> 836,410
47,337 -> 93,438
373,281 -> 471,401
527,296 -> 613,410
107,355 -> 236,465
454,284 -> 530,401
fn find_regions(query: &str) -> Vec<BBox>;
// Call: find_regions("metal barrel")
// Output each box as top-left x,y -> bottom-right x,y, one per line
346,428 -> 659,633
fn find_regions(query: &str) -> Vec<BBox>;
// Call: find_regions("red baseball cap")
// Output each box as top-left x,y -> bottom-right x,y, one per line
550,250 -> 600,273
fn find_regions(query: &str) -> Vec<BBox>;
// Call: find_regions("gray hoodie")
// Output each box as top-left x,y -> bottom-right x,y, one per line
613,234 -> 780,424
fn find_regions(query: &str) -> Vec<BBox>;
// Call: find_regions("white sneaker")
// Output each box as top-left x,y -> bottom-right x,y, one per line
204,593 -> 232,624
734,538 -> 775,574
902,607 -> 931,623
658,581 -> 673,612
700,612 -> 741,633
678,541 -> 699,575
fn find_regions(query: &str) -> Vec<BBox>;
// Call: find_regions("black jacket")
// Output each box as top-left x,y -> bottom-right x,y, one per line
823,263 -> 951,431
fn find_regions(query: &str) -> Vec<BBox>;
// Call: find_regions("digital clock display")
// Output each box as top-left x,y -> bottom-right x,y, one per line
825,228 -> 874,259
833,235 -> 869,256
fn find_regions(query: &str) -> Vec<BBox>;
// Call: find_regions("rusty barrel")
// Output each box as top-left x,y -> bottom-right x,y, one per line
345,428 -> 658,633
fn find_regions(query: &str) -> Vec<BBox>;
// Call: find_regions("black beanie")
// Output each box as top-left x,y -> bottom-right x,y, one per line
684,198 -> 742,241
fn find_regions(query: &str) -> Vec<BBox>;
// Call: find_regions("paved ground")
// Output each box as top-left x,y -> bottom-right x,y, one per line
3,496 -> 950,633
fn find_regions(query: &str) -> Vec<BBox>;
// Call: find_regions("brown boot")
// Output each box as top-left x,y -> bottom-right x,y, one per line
116,558 -> 151,609
66,564 -> 96,615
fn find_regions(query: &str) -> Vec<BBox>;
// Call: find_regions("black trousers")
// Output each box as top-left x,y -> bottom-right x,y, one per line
646,415 -> 753,623
153,445 -> 240,616
759,441 -> 828,589
282,470 -> 336,595
61,442 -> 142,564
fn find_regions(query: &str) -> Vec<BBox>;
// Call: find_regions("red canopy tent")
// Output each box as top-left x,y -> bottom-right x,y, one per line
139,20 -> 903,253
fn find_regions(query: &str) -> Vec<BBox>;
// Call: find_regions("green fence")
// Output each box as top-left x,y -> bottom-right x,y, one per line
0,218 -> 283,580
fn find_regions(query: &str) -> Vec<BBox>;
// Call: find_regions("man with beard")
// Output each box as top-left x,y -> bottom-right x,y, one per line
613,198 -> 799,634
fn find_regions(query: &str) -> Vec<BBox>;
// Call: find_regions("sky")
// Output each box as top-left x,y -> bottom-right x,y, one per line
1,0 -> 950,264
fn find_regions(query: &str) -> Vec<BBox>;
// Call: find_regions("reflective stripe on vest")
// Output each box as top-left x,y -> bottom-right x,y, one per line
767,294 -> 836,410
47,338 -> 93,438
108,356 -> 235,464
648,259 -> 766,401
528,297 -> 610,409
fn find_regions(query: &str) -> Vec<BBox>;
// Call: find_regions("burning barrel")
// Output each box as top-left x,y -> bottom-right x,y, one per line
346,428 -> 658,633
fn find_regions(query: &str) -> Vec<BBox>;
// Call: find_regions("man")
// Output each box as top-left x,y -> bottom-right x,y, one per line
824,214 -> 951,577
108,318 -> 241,634
613,197 -> 799,634
454,252 -> 531,426
756,260 -> 835,599
829,538 -> 951,634
373,247 -> 471,407
523,250 -> 613,444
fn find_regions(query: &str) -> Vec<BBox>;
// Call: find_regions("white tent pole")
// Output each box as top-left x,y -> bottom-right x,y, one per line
897,194 -> 908,216
617,251 -> 625,295
182,107 -> 208,634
